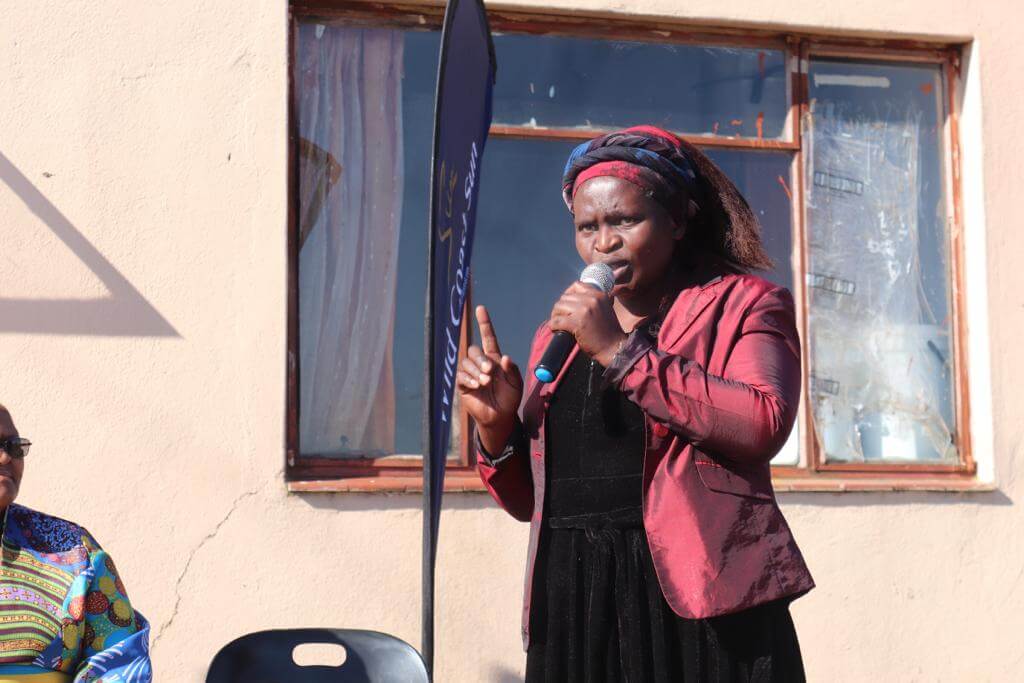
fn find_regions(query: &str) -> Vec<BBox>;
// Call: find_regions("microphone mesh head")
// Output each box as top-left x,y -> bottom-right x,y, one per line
580,262 -> 616,294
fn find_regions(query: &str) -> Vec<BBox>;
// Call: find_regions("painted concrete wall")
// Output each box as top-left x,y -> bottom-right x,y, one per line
0,0 -> 1020,680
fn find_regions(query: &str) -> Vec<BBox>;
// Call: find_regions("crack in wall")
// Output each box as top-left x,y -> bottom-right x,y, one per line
151,472 -> 281,654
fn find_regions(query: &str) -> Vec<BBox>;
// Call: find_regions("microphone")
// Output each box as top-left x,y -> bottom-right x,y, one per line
534,262 -> 616,383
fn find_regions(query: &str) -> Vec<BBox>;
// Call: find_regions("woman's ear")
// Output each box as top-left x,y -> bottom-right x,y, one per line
671,199 -> 699,240
672,215 -> 687,241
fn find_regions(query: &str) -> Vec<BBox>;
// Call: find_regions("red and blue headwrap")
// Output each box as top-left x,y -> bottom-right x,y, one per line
562,125 -> 700,221
561,124 -> 772,272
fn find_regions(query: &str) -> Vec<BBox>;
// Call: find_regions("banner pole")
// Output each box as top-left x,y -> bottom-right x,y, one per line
423,2 -> 458,677
424,1 -> 495,678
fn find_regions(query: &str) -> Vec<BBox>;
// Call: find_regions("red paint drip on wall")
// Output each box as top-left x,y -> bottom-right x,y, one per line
756,112 -> 764,140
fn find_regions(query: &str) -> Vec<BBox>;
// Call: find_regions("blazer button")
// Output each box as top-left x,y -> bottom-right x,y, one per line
652,423 -> 669,438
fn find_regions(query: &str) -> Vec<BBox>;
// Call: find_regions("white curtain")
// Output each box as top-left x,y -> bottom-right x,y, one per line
296,25 -> 404,456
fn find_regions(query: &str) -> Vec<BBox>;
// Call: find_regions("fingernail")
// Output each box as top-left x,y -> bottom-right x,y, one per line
481,360 -> 492,372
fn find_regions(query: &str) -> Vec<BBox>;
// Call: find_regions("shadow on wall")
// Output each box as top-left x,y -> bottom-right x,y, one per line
488,665 -> 525,682
0,151 -> 179,337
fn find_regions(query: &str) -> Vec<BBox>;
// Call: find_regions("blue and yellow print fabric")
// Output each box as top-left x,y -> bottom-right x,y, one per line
0,505 -> 151,682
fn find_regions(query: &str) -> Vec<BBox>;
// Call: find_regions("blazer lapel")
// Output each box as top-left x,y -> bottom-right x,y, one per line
660,272 -> 724,350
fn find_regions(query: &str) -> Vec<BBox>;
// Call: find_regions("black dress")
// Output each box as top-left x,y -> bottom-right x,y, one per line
524,352 -> 805,683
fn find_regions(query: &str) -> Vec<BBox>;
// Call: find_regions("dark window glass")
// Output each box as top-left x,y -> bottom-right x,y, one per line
296,23 -> 958,470
490,34 -> 789,139
704,149 -> 795,291
702,150 -> 799,466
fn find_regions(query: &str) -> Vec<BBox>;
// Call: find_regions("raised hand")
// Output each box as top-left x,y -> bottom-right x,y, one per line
456,306 -> 524,454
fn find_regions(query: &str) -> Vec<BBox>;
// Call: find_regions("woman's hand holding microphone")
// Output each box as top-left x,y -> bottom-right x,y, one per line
548,280 -> 627,367
457,306 -> 524,456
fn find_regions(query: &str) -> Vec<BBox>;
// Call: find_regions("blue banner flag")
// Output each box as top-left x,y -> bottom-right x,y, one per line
423,0 -> 495,674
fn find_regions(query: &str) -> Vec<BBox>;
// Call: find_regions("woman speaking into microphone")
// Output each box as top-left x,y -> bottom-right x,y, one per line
456,125 -> 813,682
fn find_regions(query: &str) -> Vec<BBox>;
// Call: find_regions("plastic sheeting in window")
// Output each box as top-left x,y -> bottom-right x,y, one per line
805,59 -> 958,463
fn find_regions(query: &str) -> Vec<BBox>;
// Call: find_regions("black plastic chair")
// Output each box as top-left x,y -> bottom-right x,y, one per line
206,628 -> 429,683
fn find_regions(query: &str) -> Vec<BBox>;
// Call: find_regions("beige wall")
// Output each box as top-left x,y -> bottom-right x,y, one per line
0,0 -> 1020,680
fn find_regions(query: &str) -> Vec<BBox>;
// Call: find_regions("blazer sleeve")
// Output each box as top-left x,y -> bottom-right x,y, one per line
609,286 -> 801,466
475,418 -> 533,522
473,323 -> 548,522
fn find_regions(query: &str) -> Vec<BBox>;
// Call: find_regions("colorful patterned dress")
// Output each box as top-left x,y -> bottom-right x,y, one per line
0,504 -> 151,682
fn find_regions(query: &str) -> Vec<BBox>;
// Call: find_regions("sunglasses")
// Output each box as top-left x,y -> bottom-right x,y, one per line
0,437 -> 30,459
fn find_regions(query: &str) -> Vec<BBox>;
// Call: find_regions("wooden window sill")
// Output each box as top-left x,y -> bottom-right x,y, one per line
287,473 -> 489,493
771,476 -> 994,493
287,473 -> 995,494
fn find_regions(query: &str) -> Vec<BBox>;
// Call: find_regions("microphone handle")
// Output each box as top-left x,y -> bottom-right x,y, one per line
534,330 -> 575,384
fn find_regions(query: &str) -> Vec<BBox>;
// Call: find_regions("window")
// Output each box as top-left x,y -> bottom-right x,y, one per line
804,57 -> 963,469
287,3 -> 971,491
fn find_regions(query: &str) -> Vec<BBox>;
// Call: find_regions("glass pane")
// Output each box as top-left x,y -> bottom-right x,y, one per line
703,149 -> 800,466
487,34 -> 789,139
805,58 -> 957,463
392,30 -> 442,457
295,24 -> 407,458
704,149 -> 795,291
295,24 -> 443,459
472,138 -> 578,368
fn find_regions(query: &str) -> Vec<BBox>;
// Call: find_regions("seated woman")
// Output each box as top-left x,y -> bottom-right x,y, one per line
0,405 -> 151,682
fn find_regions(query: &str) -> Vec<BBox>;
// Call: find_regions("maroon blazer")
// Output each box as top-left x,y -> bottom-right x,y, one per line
476,266 -> 814,650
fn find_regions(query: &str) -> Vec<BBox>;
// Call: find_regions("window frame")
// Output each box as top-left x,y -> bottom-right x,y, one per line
286,1 -> 975,492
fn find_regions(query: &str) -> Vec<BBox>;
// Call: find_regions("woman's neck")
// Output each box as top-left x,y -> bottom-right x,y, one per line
613,263 -> 687,331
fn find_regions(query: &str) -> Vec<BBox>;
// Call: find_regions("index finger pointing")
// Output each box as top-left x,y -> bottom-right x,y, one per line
475,305 -> 502,358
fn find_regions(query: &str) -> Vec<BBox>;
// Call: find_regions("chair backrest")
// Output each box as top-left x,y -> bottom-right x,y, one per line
206,628 -> 429,683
